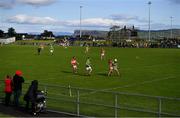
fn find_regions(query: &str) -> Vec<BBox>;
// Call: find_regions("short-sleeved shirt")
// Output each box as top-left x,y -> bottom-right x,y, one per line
50,46 -> 54,51
71,59 -> 77,66
86,59 -> 91,67
109,60 -> 113,70
113,62 -> 118,70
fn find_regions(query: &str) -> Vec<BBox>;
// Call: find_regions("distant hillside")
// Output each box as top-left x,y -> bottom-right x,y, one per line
138,29 -> 180,39
53,32 -> 73,36
74,29 -> 180,39
28,32 -> 73,36
74,30 -> 108,38
28,32 -> 40,35
26,29 -> 180,39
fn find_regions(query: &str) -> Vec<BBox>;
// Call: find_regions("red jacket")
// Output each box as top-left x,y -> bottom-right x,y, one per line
4,78 -> 13,93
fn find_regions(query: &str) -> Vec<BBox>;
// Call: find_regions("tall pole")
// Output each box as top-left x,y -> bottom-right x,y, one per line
148,1 -> 151,41
0,10 -> 2,30
80,6 -> 83,39
170,16 -> 173,38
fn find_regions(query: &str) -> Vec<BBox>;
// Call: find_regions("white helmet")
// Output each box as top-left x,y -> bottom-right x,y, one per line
114,59 -> 117,62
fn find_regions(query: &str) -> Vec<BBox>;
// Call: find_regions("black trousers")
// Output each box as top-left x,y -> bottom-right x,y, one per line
5,92 -> 12,106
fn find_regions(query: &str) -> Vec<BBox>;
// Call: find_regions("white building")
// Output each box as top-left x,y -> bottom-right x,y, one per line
0,37 -> 16,44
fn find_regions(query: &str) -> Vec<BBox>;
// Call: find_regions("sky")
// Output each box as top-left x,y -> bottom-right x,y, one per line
0,0 -> 179,33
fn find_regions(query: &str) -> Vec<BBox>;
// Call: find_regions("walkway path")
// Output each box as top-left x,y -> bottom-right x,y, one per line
0,103 -> 76,117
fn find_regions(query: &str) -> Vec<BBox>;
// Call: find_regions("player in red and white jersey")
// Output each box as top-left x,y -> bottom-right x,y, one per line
108,59 -> 113,76
71,56 -> 79,73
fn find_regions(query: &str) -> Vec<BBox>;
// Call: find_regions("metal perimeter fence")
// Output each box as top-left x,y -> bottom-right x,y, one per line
0,81 -> 180,117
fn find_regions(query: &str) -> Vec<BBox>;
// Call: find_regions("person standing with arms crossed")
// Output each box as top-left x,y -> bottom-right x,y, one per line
13,70 -> 24,107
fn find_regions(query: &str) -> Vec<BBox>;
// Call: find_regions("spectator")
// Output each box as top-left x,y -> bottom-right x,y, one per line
13,70 -> 24,107
4,75 -> 13,106
24,80 -> 38,114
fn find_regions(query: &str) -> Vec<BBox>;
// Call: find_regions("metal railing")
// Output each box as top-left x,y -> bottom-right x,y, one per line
39,83 -> 180,117
0,82 -> 180,117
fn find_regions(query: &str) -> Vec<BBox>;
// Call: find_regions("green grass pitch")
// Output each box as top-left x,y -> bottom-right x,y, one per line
0,45 -> 180,116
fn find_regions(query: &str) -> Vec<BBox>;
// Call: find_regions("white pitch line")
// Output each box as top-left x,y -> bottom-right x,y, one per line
107,76 -> 174,91
80,76 -> 174,97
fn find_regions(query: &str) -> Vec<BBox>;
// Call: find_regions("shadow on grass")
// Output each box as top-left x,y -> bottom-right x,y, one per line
76,73 -> 90,77
97,73 -> 107,77
61,70 -> 72,74
61,71 -> 88,77
98,72 -> 122,78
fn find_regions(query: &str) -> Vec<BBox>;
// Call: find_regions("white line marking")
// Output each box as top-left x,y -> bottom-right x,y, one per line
80,76 -> 174,97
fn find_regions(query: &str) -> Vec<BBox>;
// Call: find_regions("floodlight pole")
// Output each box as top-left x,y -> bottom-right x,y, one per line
170,16 -> 173,39
148,1 -> 151,41
80,6 -> 83,39
0,12 -> 2,30
0,14 -> 1,29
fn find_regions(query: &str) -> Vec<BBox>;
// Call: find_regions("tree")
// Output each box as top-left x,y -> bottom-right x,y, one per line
0,29 -> 4,37
41,30 -> 54,38
8,27 -> 16,37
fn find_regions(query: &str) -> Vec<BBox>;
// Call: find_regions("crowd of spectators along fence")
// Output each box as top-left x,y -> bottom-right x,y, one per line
63,38 -> 180,48
1,81 -> 180,117
111,38 -> 180,48
12,37 -> 180,49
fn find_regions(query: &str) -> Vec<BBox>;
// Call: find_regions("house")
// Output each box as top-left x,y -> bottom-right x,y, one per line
109,26 -> 138,43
